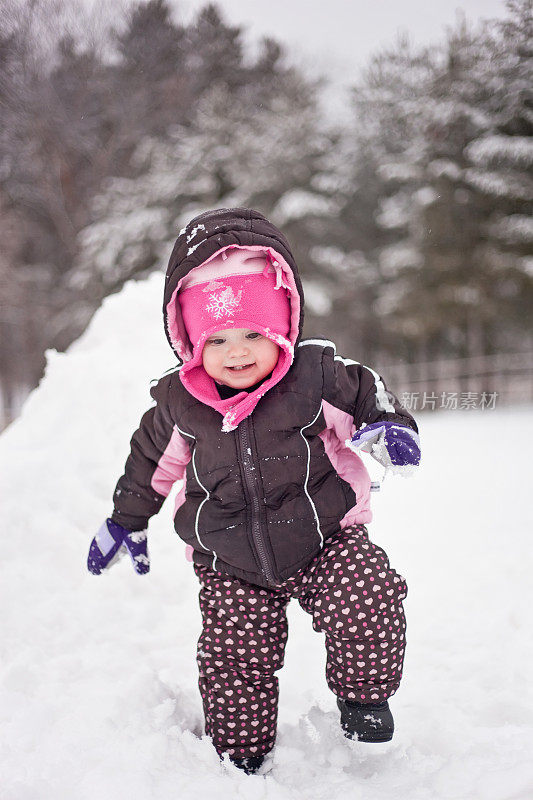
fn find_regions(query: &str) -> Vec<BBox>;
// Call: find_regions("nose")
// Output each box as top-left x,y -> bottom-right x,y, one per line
227,339 -> 250,358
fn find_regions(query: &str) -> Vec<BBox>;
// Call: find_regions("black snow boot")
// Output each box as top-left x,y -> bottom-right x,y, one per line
337,698 -> 394,742
228,754 -> 265,774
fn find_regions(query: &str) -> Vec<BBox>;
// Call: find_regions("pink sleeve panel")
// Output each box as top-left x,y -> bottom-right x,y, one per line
151,425 -> 192,497
319,400 -> 372,525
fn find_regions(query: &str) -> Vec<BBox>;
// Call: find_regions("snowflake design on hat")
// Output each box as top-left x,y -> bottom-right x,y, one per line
206,286 -> 242,320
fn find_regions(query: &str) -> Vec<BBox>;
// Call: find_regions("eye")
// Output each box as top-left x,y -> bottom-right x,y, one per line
246,332 -> 261,340
207,338 -> 225,346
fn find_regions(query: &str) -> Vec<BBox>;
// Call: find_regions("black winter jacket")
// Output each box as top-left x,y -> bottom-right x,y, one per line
111,208 -> 417,587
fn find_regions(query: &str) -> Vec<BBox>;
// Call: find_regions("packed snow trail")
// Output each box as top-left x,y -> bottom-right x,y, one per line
1,274 -> 532,799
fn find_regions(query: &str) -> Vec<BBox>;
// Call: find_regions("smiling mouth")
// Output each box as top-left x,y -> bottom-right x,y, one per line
227,364 -> 254,372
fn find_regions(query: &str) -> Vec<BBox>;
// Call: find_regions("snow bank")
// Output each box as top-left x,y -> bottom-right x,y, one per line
1,273 -> 532,799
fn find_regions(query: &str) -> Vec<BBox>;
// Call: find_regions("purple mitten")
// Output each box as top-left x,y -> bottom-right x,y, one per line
347,422 -> 421,475
87,518 -> 150,575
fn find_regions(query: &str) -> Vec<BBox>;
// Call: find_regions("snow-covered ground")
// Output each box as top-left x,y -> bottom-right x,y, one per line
1,273 -> 532,799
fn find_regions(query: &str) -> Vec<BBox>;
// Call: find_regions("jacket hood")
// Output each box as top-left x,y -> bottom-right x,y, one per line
163,208 -> 305,430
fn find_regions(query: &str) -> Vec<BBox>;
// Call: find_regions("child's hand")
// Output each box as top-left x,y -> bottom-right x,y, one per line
347,422 -> 421,474
87,519 -> 150,575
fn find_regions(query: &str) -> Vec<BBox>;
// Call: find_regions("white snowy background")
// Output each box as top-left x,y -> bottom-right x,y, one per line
1,273 -> 532,798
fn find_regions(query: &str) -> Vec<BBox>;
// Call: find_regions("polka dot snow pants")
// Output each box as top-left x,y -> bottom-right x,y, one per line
193,524 -> 407,759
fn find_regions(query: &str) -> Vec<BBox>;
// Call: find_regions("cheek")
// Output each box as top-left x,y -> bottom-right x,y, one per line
202,349 -> 218,375
262,343 -> 280,369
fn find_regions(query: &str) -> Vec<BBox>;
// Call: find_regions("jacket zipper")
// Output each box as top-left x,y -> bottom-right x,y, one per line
238,418 -> 278,584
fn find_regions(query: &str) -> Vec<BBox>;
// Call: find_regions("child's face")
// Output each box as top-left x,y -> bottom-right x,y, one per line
202,328 -> 280,388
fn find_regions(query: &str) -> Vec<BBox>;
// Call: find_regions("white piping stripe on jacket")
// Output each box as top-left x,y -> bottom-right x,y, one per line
298,338 -> 336,349
361,364 -> 395,413
298,339 -> 395,414
175,425 -> 218,571
299,403 -> 325,548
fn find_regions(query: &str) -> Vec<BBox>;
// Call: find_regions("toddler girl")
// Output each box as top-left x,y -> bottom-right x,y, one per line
88,207 -> 420,775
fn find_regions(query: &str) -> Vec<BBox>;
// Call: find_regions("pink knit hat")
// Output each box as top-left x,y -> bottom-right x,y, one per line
177,247 -> 294,431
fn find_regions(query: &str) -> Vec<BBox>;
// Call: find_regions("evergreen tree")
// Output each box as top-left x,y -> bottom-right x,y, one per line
337,38 -> 437,362
72,54 -> 330,309
114,0 -> 190,135
463,0 -> 533,351
1,0 -> 328,403
344,3 -> 533,362
2,0 -> 531,418
184,3 -> 245,94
